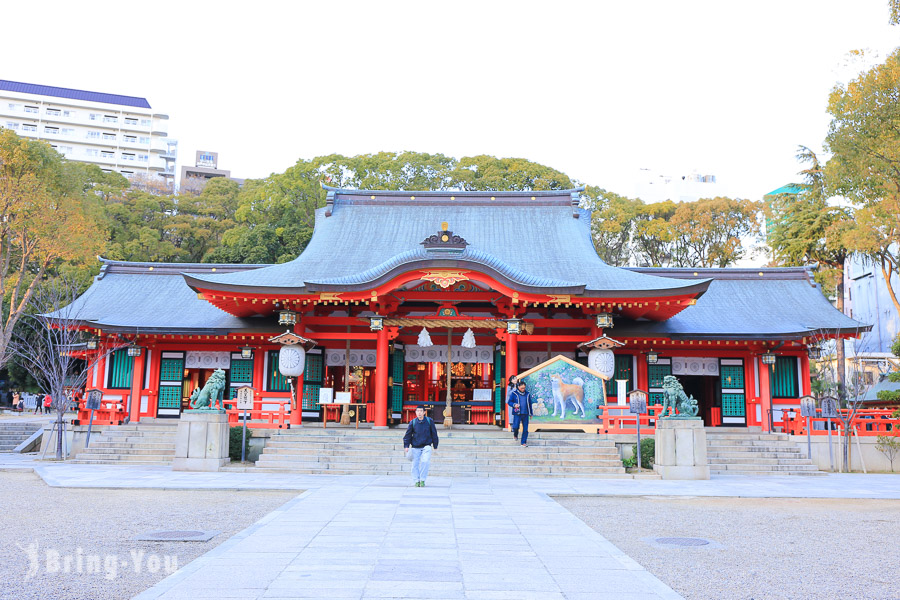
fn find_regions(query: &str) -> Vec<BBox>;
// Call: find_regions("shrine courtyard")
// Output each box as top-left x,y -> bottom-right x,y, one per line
1,456 -> 897,600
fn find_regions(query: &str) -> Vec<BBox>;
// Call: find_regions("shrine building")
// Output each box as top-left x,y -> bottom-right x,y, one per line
62,186 -> 866,432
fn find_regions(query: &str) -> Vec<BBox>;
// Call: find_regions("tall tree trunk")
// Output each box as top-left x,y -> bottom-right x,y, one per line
834,262 -> 846,401
881,260 -> 900,320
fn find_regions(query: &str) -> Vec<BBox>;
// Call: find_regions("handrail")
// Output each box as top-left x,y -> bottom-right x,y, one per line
781,408 -> 898,436
225,399 -> 291,429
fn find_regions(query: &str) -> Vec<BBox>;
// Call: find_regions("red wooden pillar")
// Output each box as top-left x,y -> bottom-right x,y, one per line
757,356 -> 773,432
504,332 -> 519,429
374,326 -> 389,429
253,344 -> 265,400
129,350 -> 146,423
635,352 -> 649,392
290,324 -> 306,426
800,354 -> 812,397
146,346 -> 162,418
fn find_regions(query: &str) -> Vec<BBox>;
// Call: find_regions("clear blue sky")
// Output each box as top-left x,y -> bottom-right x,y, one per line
3,1 -> 897,199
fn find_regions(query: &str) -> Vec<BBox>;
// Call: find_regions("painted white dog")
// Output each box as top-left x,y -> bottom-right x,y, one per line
549,374 -> 586,418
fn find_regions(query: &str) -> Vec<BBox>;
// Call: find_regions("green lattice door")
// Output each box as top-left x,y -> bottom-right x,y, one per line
157,352 -> 185,418
604,354 -> 633,398
302,352 -> 324,412
647,359 -> 672,407
493,349 -> 505,424
390,350 -> 405,419
719,359 -> 746,425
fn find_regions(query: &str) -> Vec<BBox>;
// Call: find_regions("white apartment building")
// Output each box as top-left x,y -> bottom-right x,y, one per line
0,80 -> 175,183
634,167 -> 722,203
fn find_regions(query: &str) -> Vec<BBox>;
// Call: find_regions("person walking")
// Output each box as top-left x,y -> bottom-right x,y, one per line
43,394 -> 53,415
403,406 -> 439,487
507,380 -> 533,447
505,375 -> 519,441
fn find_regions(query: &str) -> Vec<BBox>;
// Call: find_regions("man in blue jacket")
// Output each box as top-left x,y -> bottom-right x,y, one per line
403,406 -> 439,487
507,380 -> 533,447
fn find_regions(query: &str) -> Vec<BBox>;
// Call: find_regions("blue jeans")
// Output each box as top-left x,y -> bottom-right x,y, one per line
512,414 -> 529,444
408,445 -> 433,483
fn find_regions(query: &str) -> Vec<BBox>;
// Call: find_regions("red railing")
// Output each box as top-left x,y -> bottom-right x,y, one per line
225,400 -> 291,429
601,404 -> 665,434
781,408 -> 898,437
74,397 -> 128,426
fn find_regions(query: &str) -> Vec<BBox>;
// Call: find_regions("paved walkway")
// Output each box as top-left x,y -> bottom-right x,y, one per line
3,454 -> 899,599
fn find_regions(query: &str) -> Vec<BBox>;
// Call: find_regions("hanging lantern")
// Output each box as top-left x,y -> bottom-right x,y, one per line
761,351 -> 777,365
278,346 -> 306,377
588,348 -> 616,378
595,313 -> 614,329
461,328 -> 476,349
417,328 -> 434,347
646,351 -> 659,364
278,310 -> 298,327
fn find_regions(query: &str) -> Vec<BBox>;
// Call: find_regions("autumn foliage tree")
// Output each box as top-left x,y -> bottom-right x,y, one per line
825,47 -> 900,319
0,129 -> 105,369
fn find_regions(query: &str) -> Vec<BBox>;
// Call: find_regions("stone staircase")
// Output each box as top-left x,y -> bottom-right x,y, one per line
706,427 -> 823,476
70,419 -> 179,465
252,427 -> 631,477
0,421 -> 44,452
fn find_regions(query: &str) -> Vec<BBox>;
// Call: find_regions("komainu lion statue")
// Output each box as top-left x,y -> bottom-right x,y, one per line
189,368 -> 227,410
659,375 -> 699,419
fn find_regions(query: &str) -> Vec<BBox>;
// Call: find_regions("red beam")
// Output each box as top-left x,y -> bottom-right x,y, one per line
308,332 -> 378,340
519,335 -> 591,343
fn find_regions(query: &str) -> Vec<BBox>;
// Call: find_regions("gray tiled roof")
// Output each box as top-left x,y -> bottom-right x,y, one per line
615,268 -> 868,339
56,262 -> 867,340
184,189 -> 709,298
52,260 -> 273,333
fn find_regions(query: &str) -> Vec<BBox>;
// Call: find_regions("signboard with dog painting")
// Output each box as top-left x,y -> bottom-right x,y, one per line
515,355 -> 609,431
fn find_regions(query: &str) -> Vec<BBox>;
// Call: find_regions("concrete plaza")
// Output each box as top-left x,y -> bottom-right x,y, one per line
3,454 -> 899,599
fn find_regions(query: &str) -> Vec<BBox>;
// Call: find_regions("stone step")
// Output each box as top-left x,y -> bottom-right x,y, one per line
708,456 -> 815,466
263,437 -> 615,449
258,444 -> 619,459
253,459 -> 625,475
91,436 -> 174,448
260,442 -> 620,453
256,452 -> 623,467
70,457 -> 174,465
71,454 -> 174,463
93,436 -> 177,444
709,461 -> 821,471
707,443 -> 802,452
710,469 -> 826,476
78,447 -> 176,456
247,466 -> 634,478
707,451 -> 804,459
706,433 -> 791,443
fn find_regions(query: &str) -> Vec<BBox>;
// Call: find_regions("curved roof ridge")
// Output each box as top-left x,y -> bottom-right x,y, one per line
321,184 -> 585,197
307,246 -> 582,290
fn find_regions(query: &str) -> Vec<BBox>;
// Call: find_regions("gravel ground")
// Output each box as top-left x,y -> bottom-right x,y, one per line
556,495 -> 900,600
0,471 -> 299,600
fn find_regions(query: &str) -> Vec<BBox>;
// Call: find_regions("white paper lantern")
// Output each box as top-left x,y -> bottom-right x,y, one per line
588,348 -> 616,379
278,346 -> 306,377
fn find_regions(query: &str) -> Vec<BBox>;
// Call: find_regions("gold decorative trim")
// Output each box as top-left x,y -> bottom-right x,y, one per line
421,270 -> 469,289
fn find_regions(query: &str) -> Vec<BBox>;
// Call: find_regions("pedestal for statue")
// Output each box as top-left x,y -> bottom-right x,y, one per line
654,419 -> 709,480
172,410 -> 230,472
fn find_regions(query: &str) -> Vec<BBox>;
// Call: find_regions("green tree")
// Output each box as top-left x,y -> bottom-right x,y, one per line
448,155 -> 574,191
586,187 -> 643,266
632,200 -> 679,267
668,197 -> 761,267
825,48 -> 900,318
